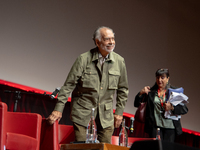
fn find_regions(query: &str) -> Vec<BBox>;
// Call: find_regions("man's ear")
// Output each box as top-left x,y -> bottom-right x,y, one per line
95,39 -> 100,47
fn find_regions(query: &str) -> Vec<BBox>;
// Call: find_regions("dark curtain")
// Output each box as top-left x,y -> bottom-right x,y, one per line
0,84 -> 72,125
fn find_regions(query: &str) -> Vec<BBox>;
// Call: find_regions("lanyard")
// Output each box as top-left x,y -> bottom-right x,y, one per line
157,89 -> 166,107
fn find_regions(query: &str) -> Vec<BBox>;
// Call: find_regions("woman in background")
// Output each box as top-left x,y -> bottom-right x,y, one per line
134,68 -> 188,142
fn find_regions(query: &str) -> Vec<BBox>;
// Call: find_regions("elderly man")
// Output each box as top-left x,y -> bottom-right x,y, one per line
47,26 -> 129,143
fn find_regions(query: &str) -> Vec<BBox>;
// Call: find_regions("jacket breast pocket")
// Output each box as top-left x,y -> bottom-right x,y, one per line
82,70 -> 98,88
108,70 -> 120,89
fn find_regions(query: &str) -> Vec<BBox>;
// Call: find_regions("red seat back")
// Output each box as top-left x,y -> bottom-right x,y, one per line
58,124 -> 75,144
0,102 -> 42,150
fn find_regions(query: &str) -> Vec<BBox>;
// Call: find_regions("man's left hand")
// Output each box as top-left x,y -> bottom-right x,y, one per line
114,114 -> 123,128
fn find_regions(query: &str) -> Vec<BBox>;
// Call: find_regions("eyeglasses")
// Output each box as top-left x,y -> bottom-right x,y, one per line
102,37 -> 115,42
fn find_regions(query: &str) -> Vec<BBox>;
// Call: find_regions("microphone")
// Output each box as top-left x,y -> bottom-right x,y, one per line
51,87 -> 60,99
130,117 -> 134,133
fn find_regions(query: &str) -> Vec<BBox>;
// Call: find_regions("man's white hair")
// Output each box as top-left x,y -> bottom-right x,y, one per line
92,26 -> 115,45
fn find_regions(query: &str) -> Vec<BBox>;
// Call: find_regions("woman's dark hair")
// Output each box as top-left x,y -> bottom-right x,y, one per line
151,68 -> 170,91
155,68 -> 169,77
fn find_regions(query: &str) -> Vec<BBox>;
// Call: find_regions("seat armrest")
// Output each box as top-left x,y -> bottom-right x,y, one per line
0,102 -> 8,150
40,119 -> 59,150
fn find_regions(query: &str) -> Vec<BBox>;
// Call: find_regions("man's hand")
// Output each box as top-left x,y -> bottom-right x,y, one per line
114,114 -> 123,128
46,110 -> 62,125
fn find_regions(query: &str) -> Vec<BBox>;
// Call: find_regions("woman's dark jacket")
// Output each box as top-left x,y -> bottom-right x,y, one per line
134,85 -> 188,135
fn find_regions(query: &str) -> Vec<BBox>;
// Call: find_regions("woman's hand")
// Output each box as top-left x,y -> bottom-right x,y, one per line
164,102 -> 174,111
139,86 -> 151,95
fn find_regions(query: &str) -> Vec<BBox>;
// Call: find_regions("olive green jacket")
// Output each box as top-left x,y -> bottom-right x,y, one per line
54,47 -> 129,128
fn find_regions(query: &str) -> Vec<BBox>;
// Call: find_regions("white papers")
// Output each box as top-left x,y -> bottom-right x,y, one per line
164,110 -> 181,120
167,92 -> 189,106
164,92 -> 189,120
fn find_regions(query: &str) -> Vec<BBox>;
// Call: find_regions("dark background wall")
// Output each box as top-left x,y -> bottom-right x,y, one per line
0,0 -> 199,132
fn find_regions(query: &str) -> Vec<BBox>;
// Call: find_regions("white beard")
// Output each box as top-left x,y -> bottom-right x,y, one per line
100,44 -> 115,53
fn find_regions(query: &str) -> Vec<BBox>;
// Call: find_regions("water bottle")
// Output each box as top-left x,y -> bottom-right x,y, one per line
86,108 -> 97,143
156,128 -> 161,140
119,119 -> 128,147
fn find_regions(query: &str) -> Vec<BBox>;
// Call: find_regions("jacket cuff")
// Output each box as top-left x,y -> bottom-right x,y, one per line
114,108 -> 124,116
54,102 -> 65,113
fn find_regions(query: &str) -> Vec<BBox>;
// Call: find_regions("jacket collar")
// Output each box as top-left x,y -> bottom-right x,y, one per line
91,47 -> 115,62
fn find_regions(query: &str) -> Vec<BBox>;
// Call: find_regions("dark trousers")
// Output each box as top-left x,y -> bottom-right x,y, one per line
73,113 -> 114,143
149,126 -> 176,142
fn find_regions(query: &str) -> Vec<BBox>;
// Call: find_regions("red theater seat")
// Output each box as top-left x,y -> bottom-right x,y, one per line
40,119 -> 75,150
0,102 -> 42,150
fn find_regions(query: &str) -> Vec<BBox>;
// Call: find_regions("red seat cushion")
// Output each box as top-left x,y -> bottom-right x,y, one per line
6,132 -> 38,150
